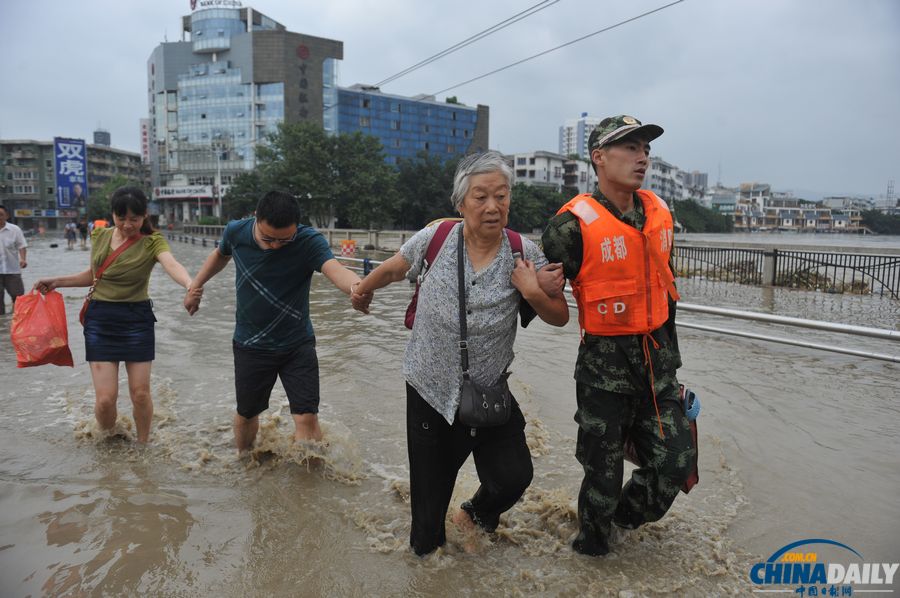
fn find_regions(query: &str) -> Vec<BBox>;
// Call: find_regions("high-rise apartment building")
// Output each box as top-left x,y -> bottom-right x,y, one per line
682,170 -> 708,190
147,3 -> 342,223
0,139 -> 147,230
336,85 -> 489,165
645,156 -> 684,204
510,151 -> 567,190
558,113 -> 602,160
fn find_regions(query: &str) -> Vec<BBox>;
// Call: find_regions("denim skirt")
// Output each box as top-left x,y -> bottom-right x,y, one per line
83,300 -> 156,362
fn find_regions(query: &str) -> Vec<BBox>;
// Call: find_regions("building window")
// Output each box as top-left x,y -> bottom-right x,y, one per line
423,124 -> 430,133
393,139 -> 401,148
362,98 -> 370,108
360,116 -> 370,127
516,169 -> 526,177
452,112 -> 457,121
452,128 -> 457,137
447,145 -> 455,153
391,102 -> 399,112
46,187 -> 53,195
528,170 -> 535,178
516,157 -> 526,165
529,157 -> 535,165
390,120 -> 400,130
424,142 -> 430,151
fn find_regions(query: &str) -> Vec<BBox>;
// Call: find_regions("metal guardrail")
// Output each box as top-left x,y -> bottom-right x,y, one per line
164,235 -> 898,363
337,254 -> 898,364
774,249 -> 900,299
674,245 -> 900,299
170,230 -> 900,298
675,303 -> 898,364
674,246 -> 764,285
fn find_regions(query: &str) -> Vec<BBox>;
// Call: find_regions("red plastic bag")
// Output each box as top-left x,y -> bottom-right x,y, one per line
10,290 -> 74,368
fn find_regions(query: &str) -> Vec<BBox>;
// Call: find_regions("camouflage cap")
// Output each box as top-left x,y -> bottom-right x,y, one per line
588,115 -> 664,151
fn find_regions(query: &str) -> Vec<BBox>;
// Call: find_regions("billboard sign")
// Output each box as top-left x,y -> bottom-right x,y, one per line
54,137 -> 88,209
140,119 -> 151,164
191,0 -> 242,11
154,185 -> 214,199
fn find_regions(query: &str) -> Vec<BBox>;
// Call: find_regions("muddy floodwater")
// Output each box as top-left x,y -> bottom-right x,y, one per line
1,236 -> 898,596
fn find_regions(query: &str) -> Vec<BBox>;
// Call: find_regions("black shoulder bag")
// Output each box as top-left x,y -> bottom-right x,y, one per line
456,225 -> 512,428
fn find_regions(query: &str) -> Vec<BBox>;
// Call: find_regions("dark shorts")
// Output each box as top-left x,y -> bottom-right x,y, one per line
1,274 -> 25,308
232,339 -> 320,419
83,300 -> 156,362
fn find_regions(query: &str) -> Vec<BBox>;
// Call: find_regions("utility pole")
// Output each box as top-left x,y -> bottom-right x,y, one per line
215,147 -> 222,222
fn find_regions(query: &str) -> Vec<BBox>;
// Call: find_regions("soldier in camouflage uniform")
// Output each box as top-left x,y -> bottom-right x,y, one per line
540,115 -> 695,556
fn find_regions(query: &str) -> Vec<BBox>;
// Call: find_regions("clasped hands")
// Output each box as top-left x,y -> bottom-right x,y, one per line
183,286 -> 203,316
350,283 -> 374,315
514,259 -> 565,298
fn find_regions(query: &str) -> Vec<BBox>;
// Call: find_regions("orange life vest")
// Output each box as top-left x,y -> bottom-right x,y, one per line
558,190 -> 680,336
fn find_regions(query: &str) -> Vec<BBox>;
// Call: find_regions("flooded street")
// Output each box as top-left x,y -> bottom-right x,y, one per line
1,236 -> 898,596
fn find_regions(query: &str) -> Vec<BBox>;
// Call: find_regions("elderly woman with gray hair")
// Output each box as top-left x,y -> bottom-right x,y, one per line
351,151 -> 568,555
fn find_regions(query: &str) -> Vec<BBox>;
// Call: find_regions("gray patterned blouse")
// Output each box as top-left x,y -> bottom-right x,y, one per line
400,222 -> 549,424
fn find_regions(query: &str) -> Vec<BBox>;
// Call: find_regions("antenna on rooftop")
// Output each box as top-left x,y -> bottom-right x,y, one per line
888,179 -> 896,206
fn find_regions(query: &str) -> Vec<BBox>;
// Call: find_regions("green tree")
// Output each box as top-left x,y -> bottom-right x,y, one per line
254,122 -> 398,229
256,122 -> 337,226
508,183 -> 568,232
223,171 -> 264,220
87,174 -> 132,221
395,152 -> 459,229
332,132 -> 398,228
672,199 -> 734,232
861,209 -> 900,234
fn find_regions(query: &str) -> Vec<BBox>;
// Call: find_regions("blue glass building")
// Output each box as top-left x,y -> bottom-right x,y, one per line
336,85 -> 489,165
147,5 -> 342,222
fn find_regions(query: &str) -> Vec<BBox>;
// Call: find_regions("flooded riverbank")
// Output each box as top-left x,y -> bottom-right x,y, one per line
1,238 -> 897,596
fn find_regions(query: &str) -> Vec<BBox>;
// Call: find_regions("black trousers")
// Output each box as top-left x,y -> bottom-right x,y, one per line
406,382 -> 533,556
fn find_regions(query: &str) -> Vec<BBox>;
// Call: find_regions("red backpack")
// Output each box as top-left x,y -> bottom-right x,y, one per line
404,220 -> 524,329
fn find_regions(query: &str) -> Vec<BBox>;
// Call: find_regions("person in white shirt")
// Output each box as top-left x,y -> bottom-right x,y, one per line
0,204 -> 28,315
65,220 -> 78,250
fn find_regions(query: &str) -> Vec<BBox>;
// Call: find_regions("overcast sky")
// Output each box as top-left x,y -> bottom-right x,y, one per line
2,0 -> 898,199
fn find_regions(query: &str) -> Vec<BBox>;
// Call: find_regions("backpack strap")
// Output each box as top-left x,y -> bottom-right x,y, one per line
504,228 -> 523,258
421,219 -> 457,276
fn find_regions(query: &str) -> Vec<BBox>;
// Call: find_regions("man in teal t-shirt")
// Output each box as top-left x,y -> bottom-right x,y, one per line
185,191 -> 370,451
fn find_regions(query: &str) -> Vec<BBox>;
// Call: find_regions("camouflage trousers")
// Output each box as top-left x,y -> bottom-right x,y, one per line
572,381 -> 695,555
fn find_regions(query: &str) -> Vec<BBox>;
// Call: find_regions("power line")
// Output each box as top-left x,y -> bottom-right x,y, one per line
432,0 -> 685,96
373,0 -> 561,88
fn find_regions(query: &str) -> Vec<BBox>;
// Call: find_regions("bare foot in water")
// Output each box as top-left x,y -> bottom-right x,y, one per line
451,509 -> 479,554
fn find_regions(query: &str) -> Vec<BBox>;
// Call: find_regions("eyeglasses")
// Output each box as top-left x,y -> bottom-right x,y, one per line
255,222 -> 297,245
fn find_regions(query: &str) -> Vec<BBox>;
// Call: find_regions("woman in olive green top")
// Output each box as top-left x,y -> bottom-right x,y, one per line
35,187 -> 194,443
